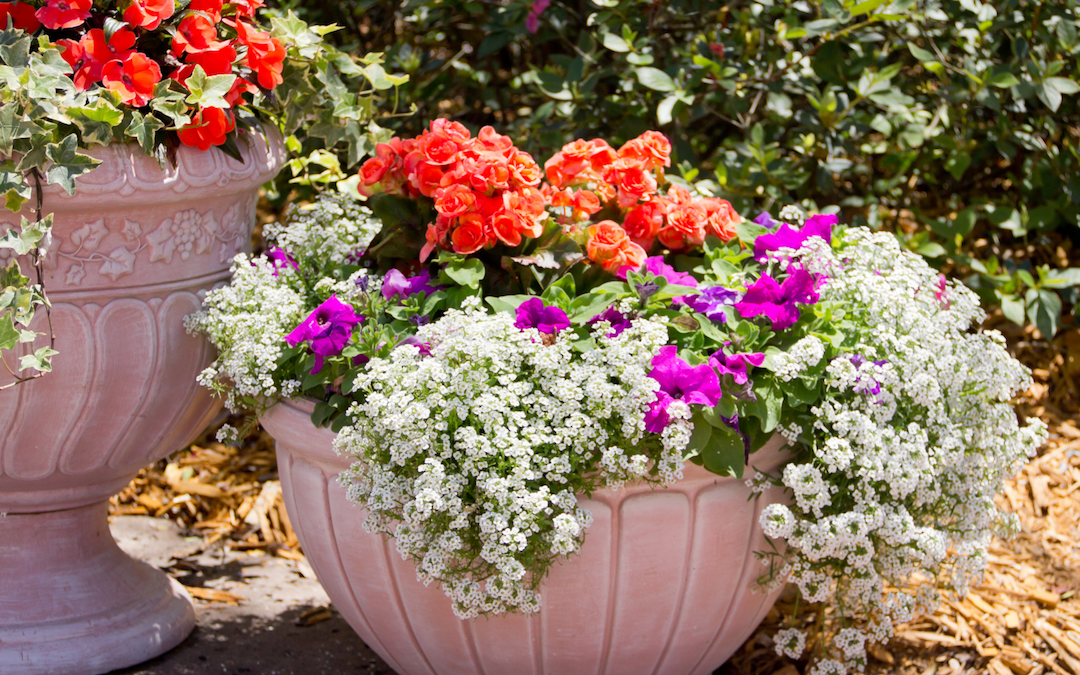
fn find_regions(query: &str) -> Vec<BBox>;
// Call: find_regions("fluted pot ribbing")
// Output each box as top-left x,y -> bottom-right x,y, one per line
262,397 -> 788,675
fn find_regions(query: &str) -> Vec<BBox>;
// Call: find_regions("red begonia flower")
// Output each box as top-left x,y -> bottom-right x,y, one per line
102,52 -> 161,107
35,0 -> 91,30
177,106 -> 235,151
123,0 -> 174,30
188,0 -> 222,21
0,2 -> 41,32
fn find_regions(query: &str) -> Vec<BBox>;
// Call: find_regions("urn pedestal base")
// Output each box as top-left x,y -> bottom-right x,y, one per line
0,502 -> 195,675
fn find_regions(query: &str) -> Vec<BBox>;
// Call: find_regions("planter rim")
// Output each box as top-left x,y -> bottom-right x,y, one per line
19,124 -> 286,208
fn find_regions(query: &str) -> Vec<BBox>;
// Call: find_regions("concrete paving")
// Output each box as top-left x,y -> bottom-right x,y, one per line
108,516 -> 393,675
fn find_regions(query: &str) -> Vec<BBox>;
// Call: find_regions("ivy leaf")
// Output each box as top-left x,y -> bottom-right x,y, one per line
0,33 -> 31,69
184,66 -> 236,109
19,345 -> 57,373
124,111 -> 165,154
0,170 -> 28,211
0,316 -> 18,352
44,135 -> 99,195
150,81 -> 191,126
0,105 -> 41,155
69,100 -> 123,146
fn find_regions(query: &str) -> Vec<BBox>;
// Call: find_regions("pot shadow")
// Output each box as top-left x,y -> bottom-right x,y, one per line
108,604 -> 394,675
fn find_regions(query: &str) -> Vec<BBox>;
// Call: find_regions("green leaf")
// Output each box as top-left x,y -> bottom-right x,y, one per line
44,135 -> 99,195
184,66 -> 237,109
602,32 -> 631,53
1026,288 -> 1062,338
124,111 -> 165,155
985,71 -> 1020,88
699,420 -> 746,477
635,67 -> 676,92
997,291 -> 1025,326
18,345 -> 57,373
907,44 -> 937,62
442,258 -> 485,288
1042,268 -> 1080,289
945,151 -> 971,180
0,316 -> 18,352
657,94 -> 680,125
734,220 -> 768,246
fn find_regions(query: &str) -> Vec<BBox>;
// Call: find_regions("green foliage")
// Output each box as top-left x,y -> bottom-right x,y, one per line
0,10 -> 407,379
279,0 -> 1080,337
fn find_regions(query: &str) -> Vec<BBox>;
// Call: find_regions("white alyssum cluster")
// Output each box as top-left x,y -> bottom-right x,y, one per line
263,193 -> 384,268
185,255 -> 306,414
186,193 -> 384,420
335,299 -> 680,618
758,229 -> 1046,670
771,335 -> 825,381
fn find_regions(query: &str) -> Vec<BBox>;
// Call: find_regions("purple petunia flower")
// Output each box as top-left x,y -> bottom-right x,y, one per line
735,267 -> 820,331
710,350 -> 766,386
514,298 -> 571,335
286,295 -> 364,374
265,247 -> 298,276
721,413 -> 753,462
619,256 -> 699,289
676,285 -> 741,323
754,212 -> 778,228
587,305 -> 633,338
395,335 -> 432,357
752,213 -> 837,262
849,354 -> 888,399
644,345 -> 723,433
382,269 -> 442,302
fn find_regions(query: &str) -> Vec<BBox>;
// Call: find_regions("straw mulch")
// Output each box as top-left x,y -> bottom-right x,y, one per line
110,315 -> 1079,674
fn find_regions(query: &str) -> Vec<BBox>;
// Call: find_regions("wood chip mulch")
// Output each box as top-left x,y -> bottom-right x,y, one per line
110,314 -> 1079,675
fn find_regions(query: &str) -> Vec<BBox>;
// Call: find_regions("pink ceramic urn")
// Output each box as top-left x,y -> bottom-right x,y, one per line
262,397 -> 788,675
0,129 -> 284,675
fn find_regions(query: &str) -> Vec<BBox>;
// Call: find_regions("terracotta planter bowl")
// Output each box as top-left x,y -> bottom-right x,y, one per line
262,397 -> 788,675
0,129 -> 285,675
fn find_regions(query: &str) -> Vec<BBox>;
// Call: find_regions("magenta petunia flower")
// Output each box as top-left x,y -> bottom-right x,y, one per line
587,305 -> 633,337
676,285 -> 741,323
734,266 -> 819,331
644,345 -> 723,433
619,256 -> 699,288
286,295 -> 364,374
709,350 -> 765,386
265,247 -> 298,276
514,297 -> 570,335
752,213 -> 836,262
382,269 -> 442,301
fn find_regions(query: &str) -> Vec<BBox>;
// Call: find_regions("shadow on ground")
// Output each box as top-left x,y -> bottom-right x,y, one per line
111,605 -> 392,675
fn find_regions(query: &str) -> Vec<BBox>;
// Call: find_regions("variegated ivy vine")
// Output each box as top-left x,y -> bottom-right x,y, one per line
0,1 -> 407,385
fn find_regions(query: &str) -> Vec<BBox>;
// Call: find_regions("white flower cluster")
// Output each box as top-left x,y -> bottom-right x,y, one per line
771,335 -> 825,381
185,255 -> 306,412
186,193 -> 384,414
758,229 -> 1046,671
335,299 -> 679,618
263,193 -> 383,268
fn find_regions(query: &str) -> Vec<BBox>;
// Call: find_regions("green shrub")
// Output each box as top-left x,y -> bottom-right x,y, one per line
272,0 -> 1080,337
